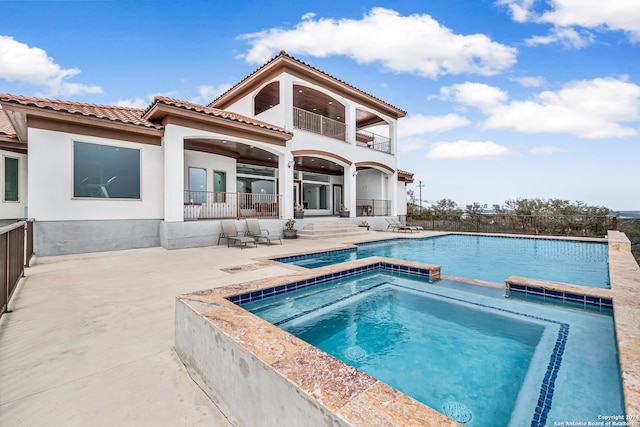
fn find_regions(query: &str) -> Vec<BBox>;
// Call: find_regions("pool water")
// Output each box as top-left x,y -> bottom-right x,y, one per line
277,234 -> 610,288
242,271 -> 623,426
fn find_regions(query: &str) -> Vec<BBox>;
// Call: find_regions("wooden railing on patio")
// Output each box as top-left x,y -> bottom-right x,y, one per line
293,107 -> 346,141
184,191 -> 282,220
1,219 -> 34,318
355,199 -> 391,217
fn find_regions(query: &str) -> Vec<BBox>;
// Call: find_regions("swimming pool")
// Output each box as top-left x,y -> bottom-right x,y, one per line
241,270 -> 623,426
274,234 -> 610,288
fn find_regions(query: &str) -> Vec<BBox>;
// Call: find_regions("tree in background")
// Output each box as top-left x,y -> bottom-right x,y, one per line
429,198 -> 460,215
465,202 -> 488,217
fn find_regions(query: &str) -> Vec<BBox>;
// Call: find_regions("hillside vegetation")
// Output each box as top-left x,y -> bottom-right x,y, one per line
406,195 -> 639,263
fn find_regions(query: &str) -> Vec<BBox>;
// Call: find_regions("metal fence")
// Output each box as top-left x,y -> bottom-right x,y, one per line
355,199 -> 391,217
407,214 -> 614,237
1,219 -> 34,318
355,130 -> 391,153
184,191 -> 282,219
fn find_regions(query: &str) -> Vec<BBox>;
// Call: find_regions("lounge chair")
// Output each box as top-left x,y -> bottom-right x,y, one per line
245,218 -> 282,246
219,220 -> 257,249
386,218 -> 423,233
396,218 -> 424,232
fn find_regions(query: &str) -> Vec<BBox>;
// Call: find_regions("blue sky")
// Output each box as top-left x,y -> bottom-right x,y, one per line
1,0 -> 639,210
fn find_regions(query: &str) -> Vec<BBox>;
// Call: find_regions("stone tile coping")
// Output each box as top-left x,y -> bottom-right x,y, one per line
176,256 -> 461,426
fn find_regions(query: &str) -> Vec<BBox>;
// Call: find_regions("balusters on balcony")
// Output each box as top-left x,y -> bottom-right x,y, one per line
184,191 -> 282,219
293,107 -> 346,141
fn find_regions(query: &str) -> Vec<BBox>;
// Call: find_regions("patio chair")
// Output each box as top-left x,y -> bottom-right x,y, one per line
245,218 -> 282,246
219,220 -> 257,249
386,218 -> 422,233
395,218 -> 424,232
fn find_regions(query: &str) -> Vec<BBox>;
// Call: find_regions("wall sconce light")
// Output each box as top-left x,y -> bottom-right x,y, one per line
288,160 -> 296,168
352,170 -> 359,177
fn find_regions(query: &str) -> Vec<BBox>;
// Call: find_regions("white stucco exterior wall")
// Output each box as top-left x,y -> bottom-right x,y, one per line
0,149 -> 28,219
27,128 -> 164,221
397,181 -> 407,216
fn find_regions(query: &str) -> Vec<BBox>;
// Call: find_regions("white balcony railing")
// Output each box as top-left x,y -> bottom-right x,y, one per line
184,191 -> 281,219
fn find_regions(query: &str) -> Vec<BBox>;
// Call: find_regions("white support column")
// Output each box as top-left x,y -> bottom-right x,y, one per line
347,103 -> 357,145
281,75 -> 294,131
389,119 -> 398,155
390,171 -> 398,216
163,125 -> 185,222
278,153 -> 295,219
344,163 -> 357,218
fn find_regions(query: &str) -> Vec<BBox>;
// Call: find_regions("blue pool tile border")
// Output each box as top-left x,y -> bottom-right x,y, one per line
271,247 -> 357,264
508,284 -> 613,310
226,262 -> 433,305
229,265 -> 569,427
388,282 -> 570,427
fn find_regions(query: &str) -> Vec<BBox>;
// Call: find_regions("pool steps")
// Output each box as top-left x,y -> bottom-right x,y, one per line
297,221 -> 369,240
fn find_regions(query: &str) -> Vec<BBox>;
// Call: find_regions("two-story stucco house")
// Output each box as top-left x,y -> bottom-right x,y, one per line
0,51 -> 413,256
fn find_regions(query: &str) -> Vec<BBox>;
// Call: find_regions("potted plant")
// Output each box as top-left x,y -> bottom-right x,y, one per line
359,220 -> 370,231
283,219 -> 298,239
294,203 -> 304,219
339,204 -> 350,217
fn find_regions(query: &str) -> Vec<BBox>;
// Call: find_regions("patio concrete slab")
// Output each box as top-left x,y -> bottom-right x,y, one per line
0,233 -> 404,426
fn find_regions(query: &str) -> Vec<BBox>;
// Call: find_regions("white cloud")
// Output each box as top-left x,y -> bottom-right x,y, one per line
525,27 -> 594,48
529,145 -> 565,155
496,0 -> 537,23
439,82 -> 508,113
510,76 -> 545,87
240,7 -> 517,78
398,113 -> 470,138
190,83 -> 233,105
499,0 -> 640,42
483,77 -> 640,138
114,98 -> 149,109
426,140 -> 509,159
0,35 -> 102,97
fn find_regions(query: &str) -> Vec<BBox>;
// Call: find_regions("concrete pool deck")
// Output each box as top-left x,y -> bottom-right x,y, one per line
1,230 -> 638,426
0,231 -> 423,426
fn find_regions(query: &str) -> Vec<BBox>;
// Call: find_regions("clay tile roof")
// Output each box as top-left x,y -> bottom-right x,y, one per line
0,109 -> 17,138
397,169 -> 414,183
209,51 -> 407,116
0,94 -> 162,130
148,96 -> 292,135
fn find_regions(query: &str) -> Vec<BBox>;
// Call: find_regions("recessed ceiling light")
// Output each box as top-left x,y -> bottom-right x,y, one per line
298,90 -> 303,93
328,101 -> 332,105
311,159 -> 315,162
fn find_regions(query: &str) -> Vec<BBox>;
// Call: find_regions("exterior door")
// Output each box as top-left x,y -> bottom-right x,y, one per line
333,185 -> 342,215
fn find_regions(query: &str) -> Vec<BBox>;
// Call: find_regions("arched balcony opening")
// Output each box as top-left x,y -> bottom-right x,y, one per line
254,81 -> 280,116
183,138 -> 283,219
355,108 -> 391,154
293,85 -> 346,141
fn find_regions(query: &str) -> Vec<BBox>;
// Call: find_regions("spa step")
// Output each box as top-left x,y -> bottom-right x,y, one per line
297,221 -> 369,240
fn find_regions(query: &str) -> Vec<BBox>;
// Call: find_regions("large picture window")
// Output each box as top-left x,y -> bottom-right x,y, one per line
3,156 -> 19,202
73,141 -> 140,199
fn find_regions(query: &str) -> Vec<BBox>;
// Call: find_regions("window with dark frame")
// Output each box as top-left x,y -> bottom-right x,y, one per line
73,141 -> 141,199
3,156 -> 19,202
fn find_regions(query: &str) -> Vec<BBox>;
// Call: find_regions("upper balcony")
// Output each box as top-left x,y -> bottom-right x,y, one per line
291,84 -> 392,154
